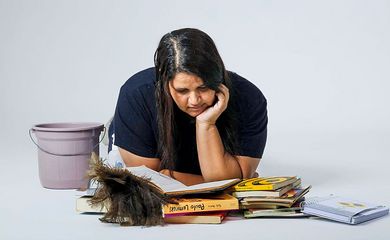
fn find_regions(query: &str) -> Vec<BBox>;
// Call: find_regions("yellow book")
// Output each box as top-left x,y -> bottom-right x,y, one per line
232,178 -> 301,198
162,194 -> 239,215
232,176 -> 297,191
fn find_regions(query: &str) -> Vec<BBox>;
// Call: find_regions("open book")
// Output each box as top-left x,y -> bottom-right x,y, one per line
126,165 -> 241,196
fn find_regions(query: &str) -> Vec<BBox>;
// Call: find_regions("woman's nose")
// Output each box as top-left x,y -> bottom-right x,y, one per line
188,91 -> 201,105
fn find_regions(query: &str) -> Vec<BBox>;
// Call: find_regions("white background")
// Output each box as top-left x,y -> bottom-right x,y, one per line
1,0 -> 389,239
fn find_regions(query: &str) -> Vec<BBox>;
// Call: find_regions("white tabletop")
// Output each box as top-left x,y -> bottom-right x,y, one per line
1,132 -> 389,240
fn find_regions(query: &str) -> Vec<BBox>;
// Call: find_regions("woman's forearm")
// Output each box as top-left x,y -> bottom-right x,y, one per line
160,169 -> 204,186
196,122 -> 242,182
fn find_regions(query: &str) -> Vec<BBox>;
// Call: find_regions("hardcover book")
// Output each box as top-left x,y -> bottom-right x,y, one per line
302,195 -> 389,224
240,186 -> 311,208
162,193 -> 239,215
232,178 -> 301,198
164,211 -> 228,224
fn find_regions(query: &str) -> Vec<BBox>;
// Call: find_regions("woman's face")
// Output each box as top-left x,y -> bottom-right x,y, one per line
168,72 -> 216,117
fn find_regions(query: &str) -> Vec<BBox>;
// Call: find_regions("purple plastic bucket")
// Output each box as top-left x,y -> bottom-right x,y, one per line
30,122 -> 105,189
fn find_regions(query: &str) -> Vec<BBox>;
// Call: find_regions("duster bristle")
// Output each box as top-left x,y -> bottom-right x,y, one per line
88,153 -> 175,226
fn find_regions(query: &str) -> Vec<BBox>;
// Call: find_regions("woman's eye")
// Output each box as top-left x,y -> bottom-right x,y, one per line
198,86 -> 209,92
176,89 -> 188,94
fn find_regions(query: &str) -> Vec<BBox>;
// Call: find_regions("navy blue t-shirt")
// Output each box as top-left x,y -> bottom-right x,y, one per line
113,67 -> 267,174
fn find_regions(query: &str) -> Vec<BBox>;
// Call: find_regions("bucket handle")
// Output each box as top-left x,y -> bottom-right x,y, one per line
29,127 -> 106,156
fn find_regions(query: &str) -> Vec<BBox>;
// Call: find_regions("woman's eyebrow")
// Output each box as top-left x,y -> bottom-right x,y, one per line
173,84 -> 206,91
173,86 -> 188,91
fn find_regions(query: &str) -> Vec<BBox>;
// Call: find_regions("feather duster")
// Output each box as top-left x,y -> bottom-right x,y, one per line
87,153 -> 175,226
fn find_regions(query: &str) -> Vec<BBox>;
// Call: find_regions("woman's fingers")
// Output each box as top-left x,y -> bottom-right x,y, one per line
216,84 -> 229,110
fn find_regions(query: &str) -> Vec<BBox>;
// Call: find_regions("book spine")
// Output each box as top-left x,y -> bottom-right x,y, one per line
164,215 -> 224,224
162,199 -> 239,215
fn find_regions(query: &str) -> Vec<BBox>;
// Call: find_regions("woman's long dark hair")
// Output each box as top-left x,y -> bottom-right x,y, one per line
154,28 -> 238,172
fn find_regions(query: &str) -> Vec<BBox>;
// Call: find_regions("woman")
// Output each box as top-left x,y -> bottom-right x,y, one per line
112,28 -> 267,185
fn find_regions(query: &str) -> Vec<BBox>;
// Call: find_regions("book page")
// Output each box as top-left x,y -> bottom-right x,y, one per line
127,166 -> 239,194
126,165 -> 187,192
172,179 -> 238,192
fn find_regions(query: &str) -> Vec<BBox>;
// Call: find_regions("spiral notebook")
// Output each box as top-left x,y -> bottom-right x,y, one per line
302,195 -> 389,224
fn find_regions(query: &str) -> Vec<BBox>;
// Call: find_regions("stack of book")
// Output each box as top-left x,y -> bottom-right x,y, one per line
77,166 -> 389,225
76,166 -> 241,224
76,193 -> 238,224
230,176 -> 311,218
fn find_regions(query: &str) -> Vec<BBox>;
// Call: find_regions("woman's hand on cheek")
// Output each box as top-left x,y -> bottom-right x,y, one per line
196,84 -> 229,125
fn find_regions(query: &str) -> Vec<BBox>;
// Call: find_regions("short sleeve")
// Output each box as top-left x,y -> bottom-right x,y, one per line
236,83 -> 268,158
113,84 -> 157,158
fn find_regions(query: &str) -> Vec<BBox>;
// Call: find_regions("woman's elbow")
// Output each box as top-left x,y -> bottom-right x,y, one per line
202,168 -> 242,182
238,157 -> 261,179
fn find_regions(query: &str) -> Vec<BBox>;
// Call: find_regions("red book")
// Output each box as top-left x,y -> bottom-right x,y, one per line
164,211 -> 228,224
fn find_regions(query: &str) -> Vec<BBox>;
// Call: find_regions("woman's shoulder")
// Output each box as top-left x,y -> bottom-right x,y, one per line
228,71 -> 266,103
118,68 -> 157,110
121,67 -> 156,93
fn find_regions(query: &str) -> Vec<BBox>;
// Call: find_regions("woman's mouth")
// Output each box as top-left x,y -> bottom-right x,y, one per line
188,105 -> 205,113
